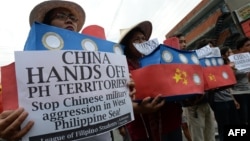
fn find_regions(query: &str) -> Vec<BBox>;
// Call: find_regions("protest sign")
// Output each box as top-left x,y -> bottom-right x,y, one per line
132,44 -> 204,101
131,63 -> 204,101
133,44 -> 236,100
199,54 -> 236,90
202,64 -> 236,90
140,44 -> 200,67
195,44 -> 212,59
24,22 -> 124,54
163,37 -> 180,50
205,47 -> 221,58
1,22 -> 126,112
15,50 -> 134,141
228,52 -> 250,72
195,45 -> 221,59
133,38 -> 159,55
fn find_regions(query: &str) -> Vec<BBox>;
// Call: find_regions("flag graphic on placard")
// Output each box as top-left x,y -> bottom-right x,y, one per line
132,44 -> 204,101
199,56 -> 236,90
131,63 -> 204,101
1,22 -> 125,111
24,22 -> 124,54
202,64 -> 236,90
140,44 -> 200,67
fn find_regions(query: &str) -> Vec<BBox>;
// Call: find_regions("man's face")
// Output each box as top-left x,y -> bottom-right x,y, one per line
49,8 -> 78,32
179,36 -> 186,50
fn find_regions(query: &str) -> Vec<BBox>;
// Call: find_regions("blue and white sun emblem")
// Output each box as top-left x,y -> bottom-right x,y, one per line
81,39 -> 97,51
42,32 -> 64,50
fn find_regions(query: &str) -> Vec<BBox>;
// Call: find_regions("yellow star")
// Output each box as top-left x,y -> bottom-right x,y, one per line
176,68 -> 181,73
208,73 -> 216,81
173,68 -> 189,85
182,71 -> 187,77
183,79 -> 188,85
173,73 -> 183,83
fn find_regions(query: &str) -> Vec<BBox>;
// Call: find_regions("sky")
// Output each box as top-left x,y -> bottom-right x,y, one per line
0,0 -> 201,66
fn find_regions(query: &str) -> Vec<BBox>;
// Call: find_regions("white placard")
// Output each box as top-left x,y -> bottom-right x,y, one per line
15,50 -> 134,141
206,47 -> 221,58
195,44 -> 212,58
133,38 -> 159,55
229,52 -> 250,72
195,45 -> 221,58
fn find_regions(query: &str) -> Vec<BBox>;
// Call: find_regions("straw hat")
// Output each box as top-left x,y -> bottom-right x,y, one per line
29,0 -> 85,32
119,21 -> 152,45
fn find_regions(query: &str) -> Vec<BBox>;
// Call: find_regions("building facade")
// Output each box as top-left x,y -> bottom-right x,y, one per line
165,0 -> 250,50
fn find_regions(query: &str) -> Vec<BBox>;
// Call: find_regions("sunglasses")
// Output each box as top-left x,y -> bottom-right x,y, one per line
54,12 -> 78,22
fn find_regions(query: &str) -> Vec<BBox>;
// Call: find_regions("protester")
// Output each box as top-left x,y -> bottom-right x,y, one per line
231,37 -> 250,125
119,20 -> 182,141
0,1 -> 136,141
168,32 -> 192,141
220,46 -> 235,68
176,33 -> 192,141
206,46 -> 240,141
183,38 -> 216,141
174,33 -> 187,50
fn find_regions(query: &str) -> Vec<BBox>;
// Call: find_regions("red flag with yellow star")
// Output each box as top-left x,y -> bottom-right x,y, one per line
203,65 -> 236,90
131,63 -> 204,101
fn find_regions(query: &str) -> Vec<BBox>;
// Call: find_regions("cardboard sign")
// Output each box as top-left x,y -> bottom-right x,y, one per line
1,63 -> 18,111
81,25 -> 106,40
24,22 -> 124,54
203,65 -> 236,90
134,44 -> 236,98
140,44 -> 200,67
1,22 -> 133,140
199,56 -> 236,90
199,57 -> 224,67
163,37 -> 180,50
206,47 -> 221,58
133,44 -> 204,101
131,64 -> 204,101
15,50 -> 134,140
195,45 -> 221,59
133,38 -> 159,55
1,22 -> 127,112
228,52 -> 250,72
195,44 -> 212,59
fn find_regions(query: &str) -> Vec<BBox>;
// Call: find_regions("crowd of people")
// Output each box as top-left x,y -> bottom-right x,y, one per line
1,0 -> 250,141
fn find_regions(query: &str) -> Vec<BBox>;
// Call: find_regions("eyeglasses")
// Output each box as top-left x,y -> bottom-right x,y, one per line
54,12 -> 78,22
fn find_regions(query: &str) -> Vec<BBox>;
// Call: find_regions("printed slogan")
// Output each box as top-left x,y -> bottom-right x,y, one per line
229,52 -> 250,72
14,50 -> 134,141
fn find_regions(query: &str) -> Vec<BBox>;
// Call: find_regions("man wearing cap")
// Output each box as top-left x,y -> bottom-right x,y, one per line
0,1 -> 135,141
